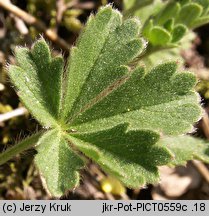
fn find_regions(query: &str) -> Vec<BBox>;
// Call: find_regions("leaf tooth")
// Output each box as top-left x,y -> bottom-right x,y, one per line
145,61 -> 178,83
119,18 -> 141,40
132,66 -> 146,79
170,72 -> 197,95
124,38 -> 144,60
31,38 -> 51,64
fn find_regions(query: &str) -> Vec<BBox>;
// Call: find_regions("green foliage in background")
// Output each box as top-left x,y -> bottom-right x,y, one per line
124,0 -> 209,66
142,0 -> 209,46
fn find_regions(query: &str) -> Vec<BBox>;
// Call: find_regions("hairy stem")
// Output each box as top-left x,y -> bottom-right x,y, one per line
0,132 -> 43,165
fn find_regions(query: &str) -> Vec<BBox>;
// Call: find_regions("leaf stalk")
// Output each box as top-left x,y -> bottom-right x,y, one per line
0,132 -> 42,165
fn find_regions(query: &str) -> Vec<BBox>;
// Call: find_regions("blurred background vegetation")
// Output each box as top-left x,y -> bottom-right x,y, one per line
0,0 -> 209,200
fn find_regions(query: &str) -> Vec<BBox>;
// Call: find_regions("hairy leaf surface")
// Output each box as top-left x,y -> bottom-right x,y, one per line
9,39 -> 63,127
35,130 -> 84,196
63,5 -> 144,120
141,0 -> 209,47
68,124 -> 173,187
70,62 -> 201,135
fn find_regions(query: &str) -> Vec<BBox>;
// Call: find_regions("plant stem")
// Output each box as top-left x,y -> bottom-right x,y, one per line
129,43 -> 178,68
144,43 -> 178,57
0,132 -> 43,165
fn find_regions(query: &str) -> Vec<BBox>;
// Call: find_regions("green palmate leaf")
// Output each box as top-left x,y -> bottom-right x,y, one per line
67,124 -> 173,187
70,62 -> 201,136
160,136 -> 209,166
178,0 -> 191,6
142,31 -> 196,69
140,0 -> 209,50
35,129 -> 84,196
9,39 -> 64,127
5,5 -> 209,197
62,5 -> 144,120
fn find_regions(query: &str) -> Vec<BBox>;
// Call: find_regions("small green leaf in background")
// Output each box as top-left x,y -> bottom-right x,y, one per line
160,136 -> 209,166
171,24 -> 187,43
156,1 -> 181,25
194,0 -> 209,14
5,5 -> 209,197
164,19 -> 174,32
148,26 -> 171,45
176,3 -> 203,26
